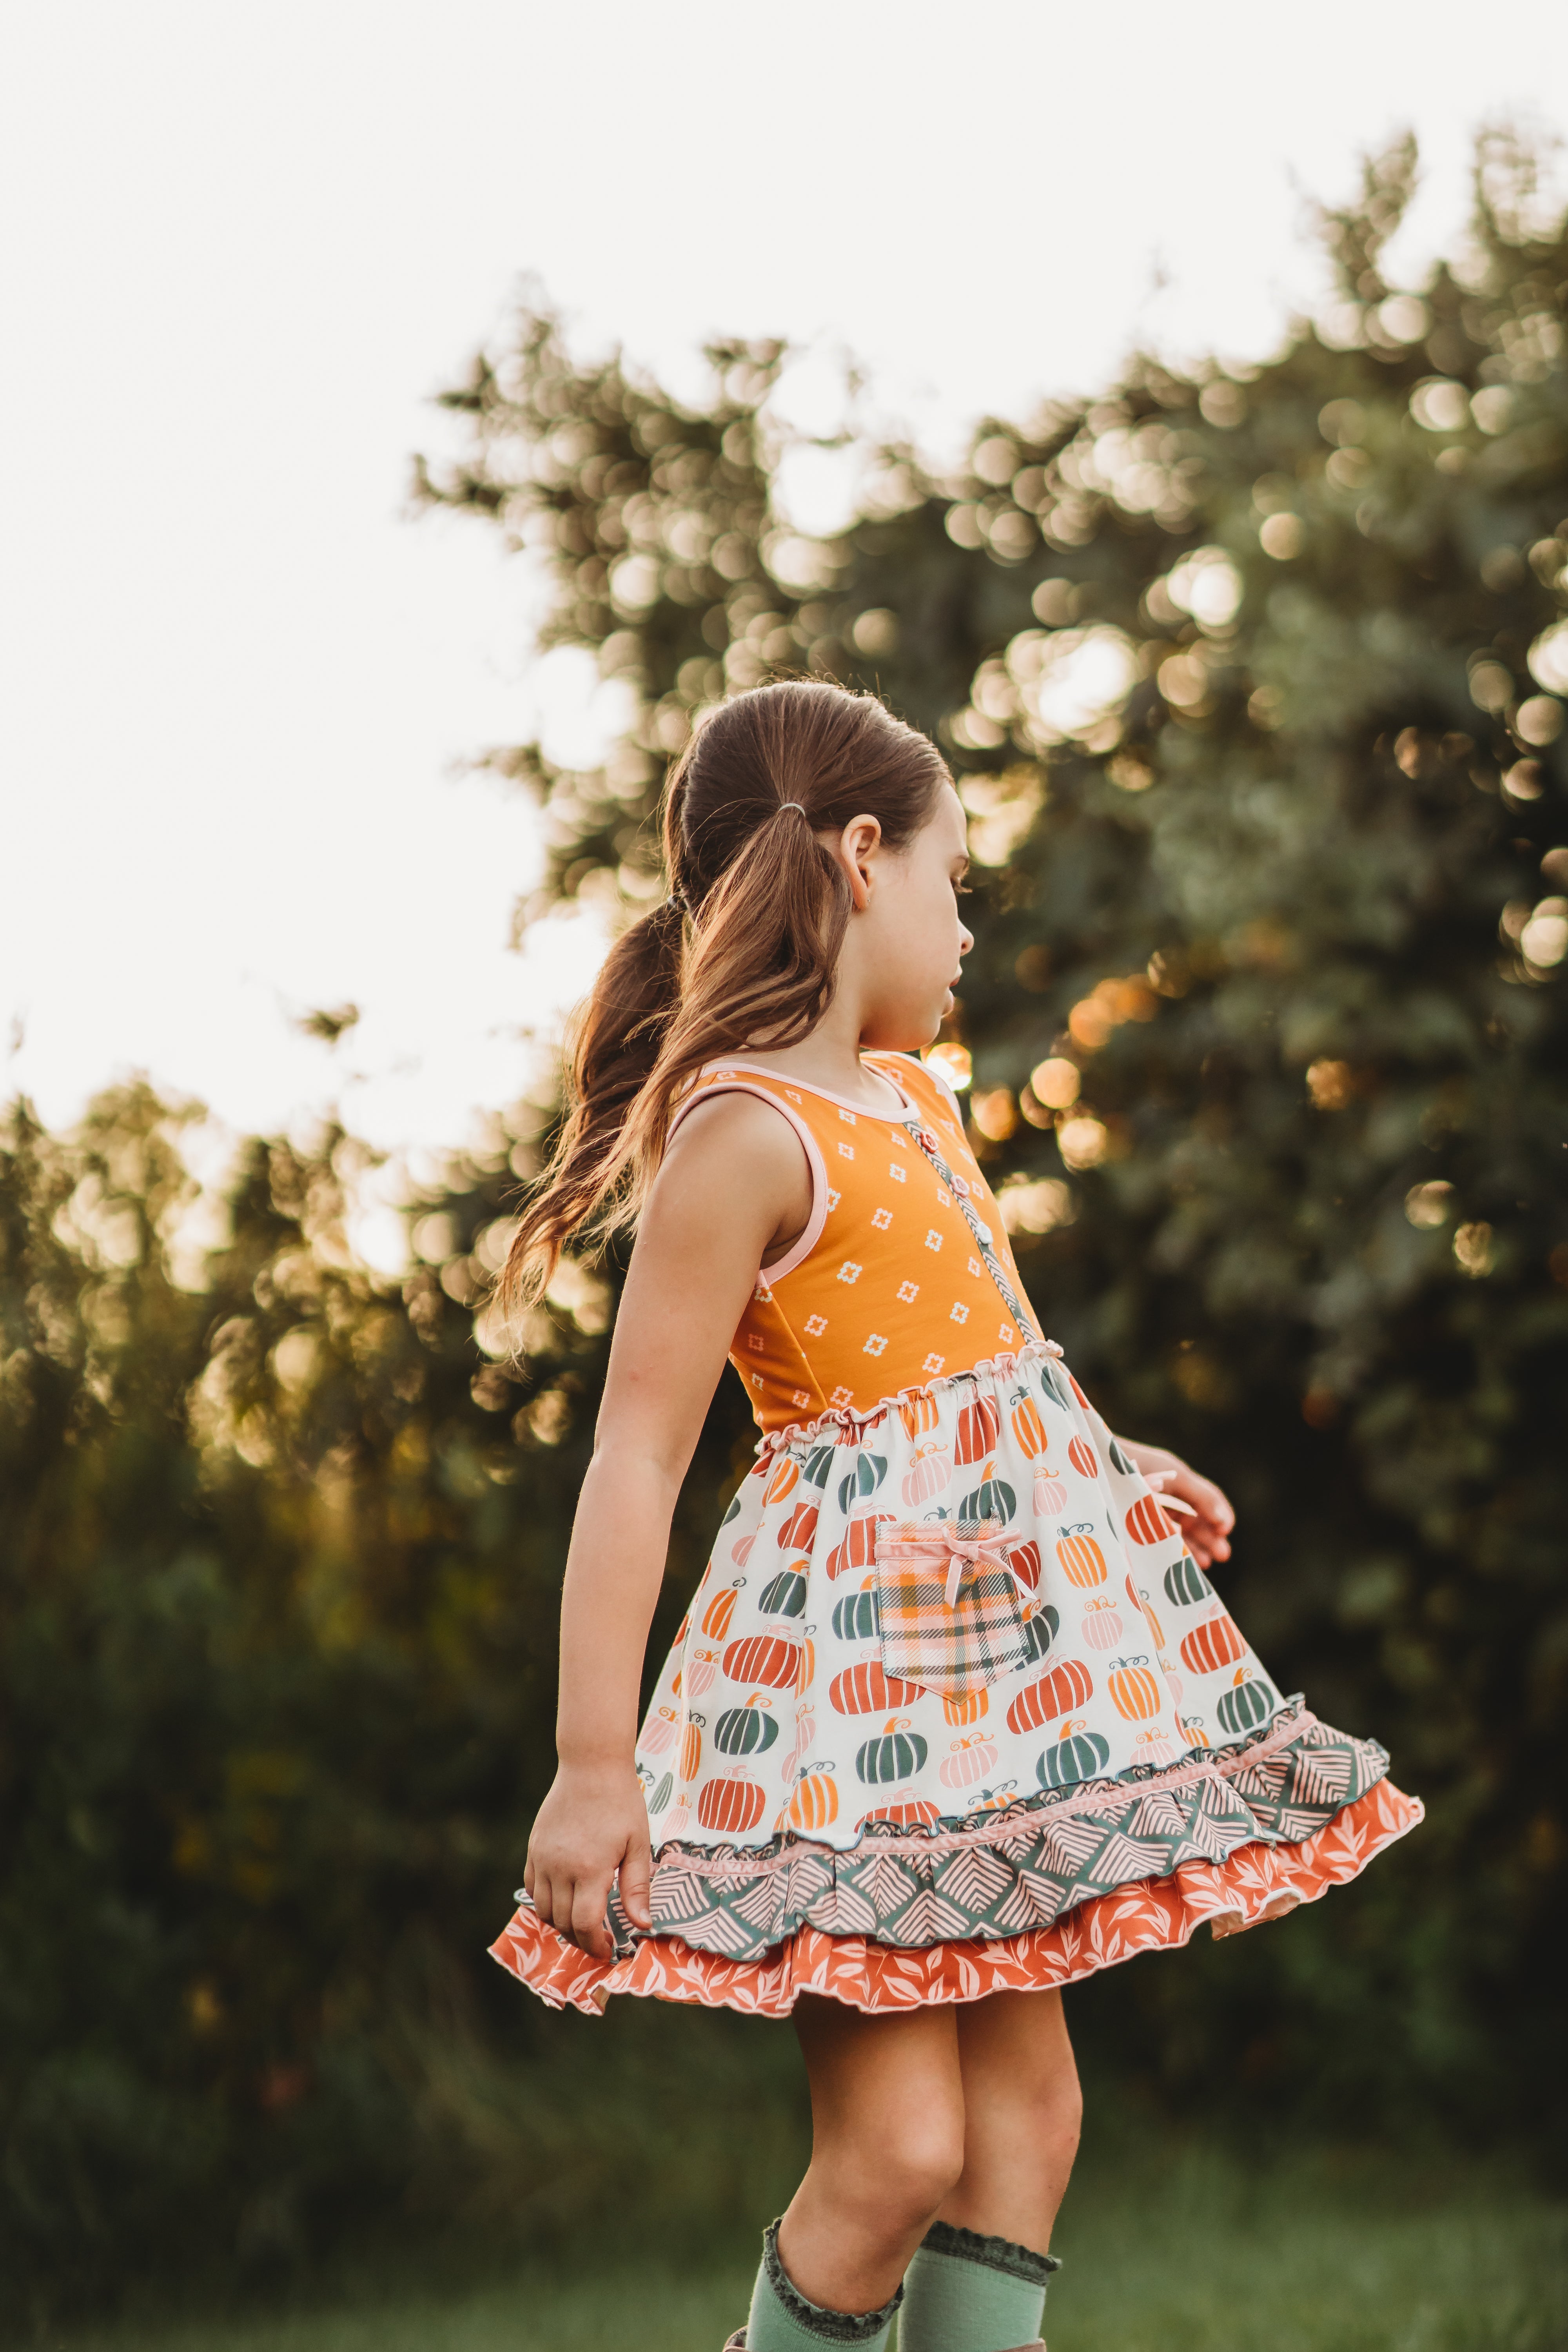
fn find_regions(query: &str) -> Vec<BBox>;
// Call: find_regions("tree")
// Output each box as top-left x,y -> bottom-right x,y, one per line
416,127 -> 1567,2133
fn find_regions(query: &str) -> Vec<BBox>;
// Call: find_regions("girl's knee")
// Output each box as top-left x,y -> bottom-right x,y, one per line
830,2105 -> 967,2235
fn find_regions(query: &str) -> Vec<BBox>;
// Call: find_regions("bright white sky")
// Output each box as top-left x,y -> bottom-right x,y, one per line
4,1 -> 1565,1166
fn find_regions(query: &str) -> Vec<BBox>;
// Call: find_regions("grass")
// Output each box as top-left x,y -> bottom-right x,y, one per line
36,2141 -> 1567,2352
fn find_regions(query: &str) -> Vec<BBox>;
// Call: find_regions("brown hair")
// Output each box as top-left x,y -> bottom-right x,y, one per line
501,679 -> 949,1310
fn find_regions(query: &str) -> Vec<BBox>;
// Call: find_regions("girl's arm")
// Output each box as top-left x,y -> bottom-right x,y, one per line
523,1093 -> 813,1960
1113,1435 -> 1234,1570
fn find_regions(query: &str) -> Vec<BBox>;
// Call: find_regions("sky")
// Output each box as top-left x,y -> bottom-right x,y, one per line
4,0 -> 1566,1167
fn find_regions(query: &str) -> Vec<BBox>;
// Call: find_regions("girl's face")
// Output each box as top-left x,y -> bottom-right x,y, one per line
850,783 -> 975,1050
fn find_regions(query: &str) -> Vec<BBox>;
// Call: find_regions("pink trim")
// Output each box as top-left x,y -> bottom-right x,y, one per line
652,1705 -> 1331,1875
749,1338 -> 1065,1463
696,1056 -> 916,1122
668,1079 -> 829,1283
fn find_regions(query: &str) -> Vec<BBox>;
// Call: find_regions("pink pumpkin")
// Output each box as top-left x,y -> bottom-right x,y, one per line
686,1649 -> 719,1696
902,1442 -> 952,1507
1033,1467 -> 1068,1515
1132,1731 -> 1180,1767
642,1705 -> 678,1755
730,1534 -> 756,1567
1081,1599 -> 1124,1651
939,1735 -> 999,1788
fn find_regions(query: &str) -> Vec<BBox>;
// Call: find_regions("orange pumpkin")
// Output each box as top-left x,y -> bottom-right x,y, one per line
722,1633 -> 802,1690
1069,1372 -> 1091,1410
702,1582 -> 744,1639
698,1773 -> 766,1833
1055,1526 -> 1108,1587
826,1511 -> 898,1580
787,1766 -> 839,1832
1136,1586 -> 1167,1650
1067,1434 -> 1100,1479
1179,1613 -> 1246,1675
680,1717 -> 703,1781
1007,1538 -> 1042,1592
1106,1658 -> 1163,1720
776,1499 -> 820,1553
1180,1714 -> 1211,1749
1009,1389 -> 1047,1458
942,1686 -> 990,1725
955,1392 -> 1001,1466
765,1455 -> 800,1506
829,1659 -> 923,1715
861,1791 -> 942,1828
1124,1493 -> 1174,1546
794,1634 -> 816,1693
898,1390 -> 940,1439
1006,1656 -> 1094,1732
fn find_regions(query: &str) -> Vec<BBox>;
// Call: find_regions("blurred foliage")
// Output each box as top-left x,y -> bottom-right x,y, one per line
4,128 -> 1567,2324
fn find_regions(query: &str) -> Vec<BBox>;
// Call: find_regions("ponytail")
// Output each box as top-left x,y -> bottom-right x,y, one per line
501,681 -> 947,1312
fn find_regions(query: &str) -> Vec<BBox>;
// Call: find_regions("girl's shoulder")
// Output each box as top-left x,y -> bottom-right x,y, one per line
864,1048 -> 967,1136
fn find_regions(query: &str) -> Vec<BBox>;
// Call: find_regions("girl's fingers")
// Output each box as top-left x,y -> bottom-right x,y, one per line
570,1884 -> 614,1959
619,1835 -> 654,1932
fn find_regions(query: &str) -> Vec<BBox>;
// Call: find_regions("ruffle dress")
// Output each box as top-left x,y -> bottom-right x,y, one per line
492,1053 -> 1421,2015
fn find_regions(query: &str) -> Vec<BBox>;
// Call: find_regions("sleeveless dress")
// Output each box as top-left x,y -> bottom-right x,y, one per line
491,1053 -> 1421,2016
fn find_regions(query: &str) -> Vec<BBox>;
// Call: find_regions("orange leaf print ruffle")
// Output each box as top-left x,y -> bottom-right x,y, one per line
490,1775 -> 1423,2017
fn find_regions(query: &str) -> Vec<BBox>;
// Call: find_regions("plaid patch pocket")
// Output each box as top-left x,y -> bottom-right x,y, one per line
874,1519 -> 1032,1700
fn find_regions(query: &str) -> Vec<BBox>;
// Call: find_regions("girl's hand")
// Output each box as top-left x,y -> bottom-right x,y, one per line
523,1762 -> 653,1960
1115,1439 -> 1235,1572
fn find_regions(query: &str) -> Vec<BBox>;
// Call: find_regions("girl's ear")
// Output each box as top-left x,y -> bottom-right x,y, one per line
831,815 -> 883,911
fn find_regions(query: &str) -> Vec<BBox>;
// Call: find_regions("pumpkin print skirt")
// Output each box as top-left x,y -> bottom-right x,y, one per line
491,1339 -> 1423,2016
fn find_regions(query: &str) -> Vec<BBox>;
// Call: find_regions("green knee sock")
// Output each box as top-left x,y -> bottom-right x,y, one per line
897,2219 -> 1060,2352
745,2218 -> 903,2350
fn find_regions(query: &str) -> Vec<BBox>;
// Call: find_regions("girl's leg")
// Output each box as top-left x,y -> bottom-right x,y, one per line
774,1992 -> 968,2312
895,1990 -> 1081,2352
943,1987 -> 1082,2249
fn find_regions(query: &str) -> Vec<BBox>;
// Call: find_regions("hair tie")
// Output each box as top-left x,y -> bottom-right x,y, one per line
774,802 -> 807,816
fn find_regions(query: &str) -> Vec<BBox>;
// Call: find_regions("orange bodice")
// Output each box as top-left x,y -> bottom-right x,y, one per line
669,1053 -> 1038,1433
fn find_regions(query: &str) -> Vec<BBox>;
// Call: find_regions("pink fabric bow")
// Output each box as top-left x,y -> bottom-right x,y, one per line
884,1519 -> 1025,1609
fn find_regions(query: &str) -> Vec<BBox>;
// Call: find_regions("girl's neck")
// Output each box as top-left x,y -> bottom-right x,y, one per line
734,998 -> 909,1116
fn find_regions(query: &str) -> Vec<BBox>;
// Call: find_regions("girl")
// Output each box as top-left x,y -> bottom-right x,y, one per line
490,681 -> 1421,2352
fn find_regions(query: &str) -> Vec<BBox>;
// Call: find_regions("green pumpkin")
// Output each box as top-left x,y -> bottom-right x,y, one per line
1217,1678 -> 1275,1737
831,1587 -> 881,1641
1018,1604 -> 1060,1666
801,1444 -> 837,1489
649,1772 -> 673,1814
854,1728 -> 928,1784
1036,1731 -> 1110,1790
1107,1436 -> 1136,1474
760,1569 -> 808,1618
1039,1360 -> 1073,1412
722,1493 -> 744,1526
714,1704 -> 780,1757
1163,1553 -> 1212,1608
955,1474 -> 1017,1526
837,1453 -> 889,1514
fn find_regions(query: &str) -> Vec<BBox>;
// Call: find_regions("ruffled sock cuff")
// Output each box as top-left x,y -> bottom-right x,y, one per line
917,2216 -> 1061,2285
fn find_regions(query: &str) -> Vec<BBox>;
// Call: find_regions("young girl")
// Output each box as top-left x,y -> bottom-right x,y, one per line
490,681 -> 1421,2352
